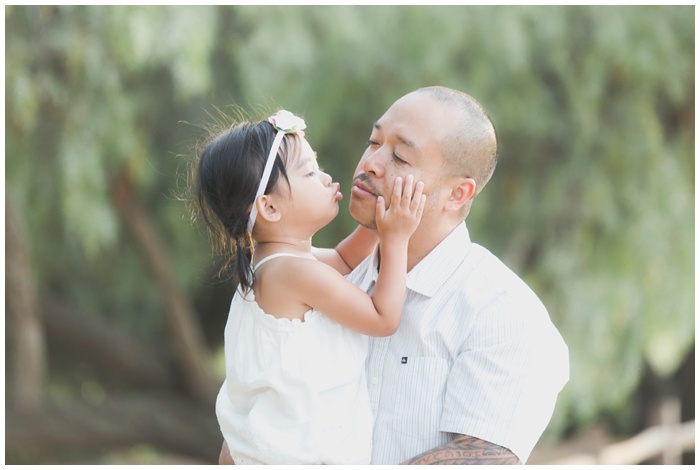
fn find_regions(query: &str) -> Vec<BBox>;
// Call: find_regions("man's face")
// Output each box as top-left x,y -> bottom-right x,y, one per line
349,93 -> 453,229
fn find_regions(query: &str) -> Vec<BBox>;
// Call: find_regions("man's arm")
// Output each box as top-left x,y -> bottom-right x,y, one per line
312,225 -> 377,274
402,435 -> 520,465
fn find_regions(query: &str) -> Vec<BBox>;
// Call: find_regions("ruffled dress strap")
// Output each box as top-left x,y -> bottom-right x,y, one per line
253,253 -> 300,272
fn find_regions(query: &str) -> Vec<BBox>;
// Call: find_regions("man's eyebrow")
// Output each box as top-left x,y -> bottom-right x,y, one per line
373,122 -> 418,151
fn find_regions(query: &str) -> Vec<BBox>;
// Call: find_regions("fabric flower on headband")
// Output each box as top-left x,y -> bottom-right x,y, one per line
268,110 -> 306,137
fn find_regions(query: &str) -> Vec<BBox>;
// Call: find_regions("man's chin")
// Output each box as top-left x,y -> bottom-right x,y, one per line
349,199 -> 377,230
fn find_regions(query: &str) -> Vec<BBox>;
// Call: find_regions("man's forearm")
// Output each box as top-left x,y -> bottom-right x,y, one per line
335,225 -> 378,270
312,225 -> 378,274
402,435 -> 520,465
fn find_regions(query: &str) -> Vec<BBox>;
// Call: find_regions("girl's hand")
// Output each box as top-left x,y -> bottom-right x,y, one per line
375,175 -> 426,242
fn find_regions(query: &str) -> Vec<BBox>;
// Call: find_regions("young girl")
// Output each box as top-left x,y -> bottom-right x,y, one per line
192,110 -> 425,464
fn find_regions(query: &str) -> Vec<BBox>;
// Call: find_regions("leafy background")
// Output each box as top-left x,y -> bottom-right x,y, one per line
5,5 -> 694,464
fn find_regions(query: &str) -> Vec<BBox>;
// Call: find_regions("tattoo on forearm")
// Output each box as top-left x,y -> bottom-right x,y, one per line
403,435 -> 520,465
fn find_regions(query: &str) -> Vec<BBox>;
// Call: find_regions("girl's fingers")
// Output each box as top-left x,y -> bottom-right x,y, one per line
402,174 -> 414,207
376,195 -> 386,219
386,175 -> 424,217
410,181 -> 425,212
391,176 -> 403,208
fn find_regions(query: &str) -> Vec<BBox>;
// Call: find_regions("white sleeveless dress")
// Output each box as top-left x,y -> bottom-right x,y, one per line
215,253 -> 373,464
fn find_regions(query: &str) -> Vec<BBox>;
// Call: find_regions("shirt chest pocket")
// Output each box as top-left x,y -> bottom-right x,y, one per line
386,356 -> 449,440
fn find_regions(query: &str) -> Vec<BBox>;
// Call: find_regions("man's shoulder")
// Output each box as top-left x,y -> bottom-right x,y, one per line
456,242 -> 547,315
466,242 -> 517,277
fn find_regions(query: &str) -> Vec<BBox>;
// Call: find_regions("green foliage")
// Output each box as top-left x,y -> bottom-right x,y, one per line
5,5 -> 694,437
6,5 -> 218,334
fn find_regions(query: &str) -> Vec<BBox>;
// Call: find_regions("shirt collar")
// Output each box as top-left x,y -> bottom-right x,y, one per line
363,222 -> 472,298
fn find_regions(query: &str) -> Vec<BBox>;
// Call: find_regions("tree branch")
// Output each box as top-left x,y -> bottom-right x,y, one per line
40,295 -> 177,390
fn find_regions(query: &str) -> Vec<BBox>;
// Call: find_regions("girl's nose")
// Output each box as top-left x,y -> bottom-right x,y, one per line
321,169 -> 333,185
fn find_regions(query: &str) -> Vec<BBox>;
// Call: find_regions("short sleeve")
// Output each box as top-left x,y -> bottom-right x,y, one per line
440,293 -> 569,463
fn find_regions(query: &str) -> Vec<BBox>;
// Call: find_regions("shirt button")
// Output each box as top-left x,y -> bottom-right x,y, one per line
371,377 -> 379,385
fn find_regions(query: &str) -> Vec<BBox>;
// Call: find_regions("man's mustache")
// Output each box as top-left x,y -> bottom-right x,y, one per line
352,173 -> 381,197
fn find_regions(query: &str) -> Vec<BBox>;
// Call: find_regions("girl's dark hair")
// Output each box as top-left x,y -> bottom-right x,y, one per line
192,117 -> 300,293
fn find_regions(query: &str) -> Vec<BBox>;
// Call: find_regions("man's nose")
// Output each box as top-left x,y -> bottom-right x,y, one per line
361,148 -> 384,177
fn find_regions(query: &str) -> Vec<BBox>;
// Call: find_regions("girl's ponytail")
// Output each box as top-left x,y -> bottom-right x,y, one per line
229,220 -> 255,293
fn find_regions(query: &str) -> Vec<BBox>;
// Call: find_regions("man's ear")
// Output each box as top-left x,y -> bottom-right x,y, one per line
444,177 -> 476,213
255,195 -> 281,223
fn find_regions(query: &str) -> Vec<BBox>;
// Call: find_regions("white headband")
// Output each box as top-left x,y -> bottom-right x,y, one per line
247,110 -> 307,233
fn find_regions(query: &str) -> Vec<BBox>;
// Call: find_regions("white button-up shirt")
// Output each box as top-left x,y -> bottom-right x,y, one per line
346,222 -> 569,464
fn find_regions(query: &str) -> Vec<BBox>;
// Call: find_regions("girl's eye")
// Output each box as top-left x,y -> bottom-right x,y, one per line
307,165 -> 324,177
367,139 -> 379,147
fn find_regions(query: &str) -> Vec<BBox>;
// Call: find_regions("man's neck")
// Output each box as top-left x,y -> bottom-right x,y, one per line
398,219 -> 462,272
407,224 -> 455,271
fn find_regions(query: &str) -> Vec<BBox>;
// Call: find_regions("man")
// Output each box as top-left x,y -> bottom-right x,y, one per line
218,86 -> 568,464
345,86 -> 569,464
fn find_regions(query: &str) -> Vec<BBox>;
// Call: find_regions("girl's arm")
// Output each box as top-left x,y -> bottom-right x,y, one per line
289,176 -> 425,336
219,440 -> 234,465
312,225 -> 378,275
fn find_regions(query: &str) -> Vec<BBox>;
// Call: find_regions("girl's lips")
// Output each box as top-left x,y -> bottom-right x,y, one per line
333,183 -> 343,201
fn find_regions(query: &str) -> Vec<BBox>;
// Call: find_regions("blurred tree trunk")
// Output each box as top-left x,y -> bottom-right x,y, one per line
6,197 -> 47,411
6,393 -> 221,463
5,294 -> 222,464
110,170 -> 219,406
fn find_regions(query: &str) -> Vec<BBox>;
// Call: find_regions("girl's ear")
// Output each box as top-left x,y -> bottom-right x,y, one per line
255,195 -> 281,223
444,177 -> 476,213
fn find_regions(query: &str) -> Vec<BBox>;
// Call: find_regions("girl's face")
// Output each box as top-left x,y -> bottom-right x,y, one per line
273,137 -> 342,234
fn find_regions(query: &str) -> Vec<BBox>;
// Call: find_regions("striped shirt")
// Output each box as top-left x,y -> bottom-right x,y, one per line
346,222 -> 569,464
